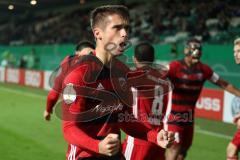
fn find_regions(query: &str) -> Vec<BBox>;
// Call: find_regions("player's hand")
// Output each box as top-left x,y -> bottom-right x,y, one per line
44,110 -> 51,121
98,133 -> 120,156
157,130 -> 175,148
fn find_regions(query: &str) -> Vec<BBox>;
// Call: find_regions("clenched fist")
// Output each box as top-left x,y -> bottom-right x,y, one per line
43,110 -> 51,121
99,133 -> 120,156
157,129 -> 175,148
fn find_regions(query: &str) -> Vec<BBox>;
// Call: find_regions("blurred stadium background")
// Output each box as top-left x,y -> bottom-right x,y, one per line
0,0 -> 240,159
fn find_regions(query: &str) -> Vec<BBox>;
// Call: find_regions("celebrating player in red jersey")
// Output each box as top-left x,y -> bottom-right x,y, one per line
165,38 -> 240,160
61,5 -> 174,160
122,42 -> 172,160
226,38 -> 240,160
43,41 -> 95,121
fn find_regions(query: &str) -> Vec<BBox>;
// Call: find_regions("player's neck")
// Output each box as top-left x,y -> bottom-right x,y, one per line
95,46 -> 113,65
184,57 -> 193,67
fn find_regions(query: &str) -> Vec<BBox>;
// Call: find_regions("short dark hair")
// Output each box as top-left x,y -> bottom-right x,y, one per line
90,5 -> 129,29
134,42 -> 154,63
75,40 -> 95,51
185,38 -> 202,50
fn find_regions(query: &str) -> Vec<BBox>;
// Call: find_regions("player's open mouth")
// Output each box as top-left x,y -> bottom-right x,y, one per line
120,42 -> 126,48
119,42 -> 126,52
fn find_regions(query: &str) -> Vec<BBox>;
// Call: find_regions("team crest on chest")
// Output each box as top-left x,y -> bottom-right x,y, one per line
63,83 -> 77,104
118,77 -> 127,91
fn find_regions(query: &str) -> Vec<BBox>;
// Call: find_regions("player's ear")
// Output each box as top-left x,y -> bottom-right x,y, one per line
93,27 -> 102,40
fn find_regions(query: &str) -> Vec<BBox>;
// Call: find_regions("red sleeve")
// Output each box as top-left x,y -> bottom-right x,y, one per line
46,89 -> 59,113
62,66 -> 100,154
51,55 -> 73,92
167,61 -> 177,78
202,63 -> 213,80
47,56 -> 71,113
118,108 -> 159,144
60,55 -> 70,65
63,124 -> 100,153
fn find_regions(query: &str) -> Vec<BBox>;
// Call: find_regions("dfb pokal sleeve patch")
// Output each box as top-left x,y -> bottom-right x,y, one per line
63,83 -> 77,104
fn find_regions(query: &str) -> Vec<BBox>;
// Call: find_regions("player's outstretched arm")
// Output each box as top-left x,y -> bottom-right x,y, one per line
202,64 -> 240,97
213,78 -> 240,97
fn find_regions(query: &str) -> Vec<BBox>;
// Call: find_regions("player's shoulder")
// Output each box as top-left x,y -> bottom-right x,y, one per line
128,66 -> 166,82
170,59 -> 182,65
198,61 -> 212,70
150,68 -> 167,79
169,59 -> 182,69
63,66 -> 87,86
127,67 -> 144,78
67,54 -> 100,68
199,61 -> 209,67
60,54 -> 76,65
63,54 -> 102,83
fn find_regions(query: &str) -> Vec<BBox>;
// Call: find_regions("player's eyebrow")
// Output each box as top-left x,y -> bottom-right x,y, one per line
112,24 -> 130,30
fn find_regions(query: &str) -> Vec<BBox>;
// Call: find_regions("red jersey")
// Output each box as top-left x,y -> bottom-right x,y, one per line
166,59 -> 214,126
124,66 -> 170,145
62,54 -> 159,159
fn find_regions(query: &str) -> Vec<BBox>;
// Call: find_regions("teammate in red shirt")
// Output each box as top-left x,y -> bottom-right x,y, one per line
165,38 -> 240,160
43,41 -> 95,121
226,38 -> 240,160
122,42 -> 172,160
61,5 -> 174,160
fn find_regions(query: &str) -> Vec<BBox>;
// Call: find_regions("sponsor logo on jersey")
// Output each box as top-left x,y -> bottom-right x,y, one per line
97,83 -> 105,90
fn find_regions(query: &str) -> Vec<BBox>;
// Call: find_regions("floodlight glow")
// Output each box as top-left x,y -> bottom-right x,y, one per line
8,5 -> 14,10
30,0 -> 37,5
